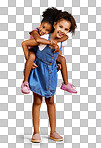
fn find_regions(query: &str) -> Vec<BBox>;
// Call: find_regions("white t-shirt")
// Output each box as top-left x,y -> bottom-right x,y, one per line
38,34 -> 67,51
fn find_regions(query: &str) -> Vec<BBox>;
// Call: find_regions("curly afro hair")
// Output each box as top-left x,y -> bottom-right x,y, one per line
41,7 -> 62,32
54,11 -> 77,34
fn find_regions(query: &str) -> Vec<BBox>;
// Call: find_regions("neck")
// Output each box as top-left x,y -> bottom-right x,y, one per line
50,32 -> 57,40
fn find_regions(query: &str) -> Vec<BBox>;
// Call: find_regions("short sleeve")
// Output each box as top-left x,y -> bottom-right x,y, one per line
62,40 -> 68,47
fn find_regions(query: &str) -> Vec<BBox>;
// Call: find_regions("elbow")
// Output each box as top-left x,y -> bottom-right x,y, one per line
22,41 -> 24,47
22,41 -> 27,48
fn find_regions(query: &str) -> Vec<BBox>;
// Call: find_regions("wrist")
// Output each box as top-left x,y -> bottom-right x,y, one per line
49,40 -> 51,45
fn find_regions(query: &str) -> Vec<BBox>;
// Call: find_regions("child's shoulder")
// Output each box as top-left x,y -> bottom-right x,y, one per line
29,27 -> 39,34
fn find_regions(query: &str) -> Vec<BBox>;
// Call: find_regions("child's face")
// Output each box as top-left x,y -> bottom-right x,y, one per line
39,22 -> 52,36
53,19 -> 71,38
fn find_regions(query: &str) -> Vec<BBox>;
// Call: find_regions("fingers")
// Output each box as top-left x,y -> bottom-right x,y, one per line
33,63 -> 38,67
54,48 -> 60,53
31,63 -> 38,69
31,66 -> 36,69
57,64 -> 61,70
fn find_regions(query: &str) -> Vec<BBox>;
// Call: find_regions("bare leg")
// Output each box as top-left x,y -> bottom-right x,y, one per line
45,95 -> 56,133
32,92 -> 42,134
56,55 -> 68,85
24,51 -> 36,82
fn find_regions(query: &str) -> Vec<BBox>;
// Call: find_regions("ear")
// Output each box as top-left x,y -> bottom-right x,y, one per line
53,22 -> 57,28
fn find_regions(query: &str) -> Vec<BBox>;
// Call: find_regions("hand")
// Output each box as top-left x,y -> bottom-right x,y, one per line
50,40 -> 57,46
31,63 -> 38,69
57,63 -> 61,71
54,44 -> 60,53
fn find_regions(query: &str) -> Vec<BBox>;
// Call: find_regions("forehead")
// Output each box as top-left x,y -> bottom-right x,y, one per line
57,19 -> 71,28
41,22 -> 52,29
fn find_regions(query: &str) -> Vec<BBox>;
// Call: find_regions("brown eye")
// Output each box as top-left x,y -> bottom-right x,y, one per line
65,28 -> 68,31
42,26 -> 45,28
59,25 -> 62,28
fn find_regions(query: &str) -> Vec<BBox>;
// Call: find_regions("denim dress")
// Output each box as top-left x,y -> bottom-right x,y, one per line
29,33 -> 62,98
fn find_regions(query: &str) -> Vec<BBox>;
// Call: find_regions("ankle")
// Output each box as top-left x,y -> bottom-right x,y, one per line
23,80 -> 28,83
50,130 -> 56,134
33,131 -> 40,135
64,82 -> 68,85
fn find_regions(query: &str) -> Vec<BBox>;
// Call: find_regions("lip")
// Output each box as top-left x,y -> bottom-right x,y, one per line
58,31 -> 64,37
40,32 -> 45,35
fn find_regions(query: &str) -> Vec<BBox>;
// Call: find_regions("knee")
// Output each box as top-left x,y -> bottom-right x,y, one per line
22,41 -> 24,47
45,98 -> 54,105
60,56 -> 66,64
34,99 -> 42,106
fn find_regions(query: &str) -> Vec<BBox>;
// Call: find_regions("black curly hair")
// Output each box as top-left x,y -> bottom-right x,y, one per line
41,7 -> 62,32
54,11 -> 77,34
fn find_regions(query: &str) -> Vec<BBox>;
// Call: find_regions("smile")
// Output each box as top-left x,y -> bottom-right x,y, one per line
41,32 -> 45,35
58,31 -> 64,37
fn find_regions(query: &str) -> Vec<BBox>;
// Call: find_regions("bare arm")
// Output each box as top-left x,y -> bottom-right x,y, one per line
30,30 -> 51,45
59,48 -> 62,56
22,39 -> 38,60
56,35 -> 68,43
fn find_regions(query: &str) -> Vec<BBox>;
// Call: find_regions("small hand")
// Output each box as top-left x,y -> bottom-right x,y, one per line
57,63 -> 61,71
50,40 -> 57,46
31,63 -> 38,69
54,45 -> 60,53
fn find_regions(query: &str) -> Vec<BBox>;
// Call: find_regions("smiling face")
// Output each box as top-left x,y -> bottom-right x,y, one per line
39,22 -> 52,36
53,19 -> 71,38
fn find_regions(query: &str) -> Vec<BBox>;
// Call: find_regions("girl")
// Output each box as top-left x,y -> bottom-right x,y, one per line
22,11 -> 77,142
21,7 -> 77,94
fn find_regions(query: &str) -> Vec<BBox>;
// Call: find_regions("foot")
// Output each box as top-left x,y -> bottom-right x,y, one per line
50,132 -> 63,141
21,81 -> 30,94
32,133 -> 41,143
61,82 -> 77,93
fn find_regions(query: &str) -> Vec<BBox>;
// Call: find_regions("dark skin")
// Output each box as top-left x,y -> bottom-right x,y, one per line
30,30 -> 68,53
22,21 -> 68,83
22,36 -> 68,85
30,30 -> 68,84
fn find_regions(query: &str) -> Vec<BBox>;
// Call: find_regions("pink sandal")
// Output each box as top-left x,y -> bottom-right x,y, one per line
32,133 -> 41,143
50,132 -> 63,141
21,81 -> 30,94
61,82 -> 77,93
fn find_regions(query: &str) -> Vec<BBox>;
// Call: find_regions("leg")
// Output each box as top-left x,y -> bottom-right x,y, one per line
24,51 -> 36,82
45,95 -> 63,141
45,95 -> 56,133
57,55 -> 77,93
56,55 -> 68,85
32,92 -> 42,134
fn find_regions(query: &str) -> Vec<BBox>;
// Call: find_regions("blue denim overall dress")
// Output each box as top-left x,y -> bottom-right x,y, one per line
29,33 -> 62,98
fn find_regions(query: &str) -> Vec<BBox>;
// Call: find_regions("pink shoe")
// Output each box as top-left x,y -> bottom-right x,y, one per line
50,132 -> 63,141
60,83 -> 77,93
21,81 -> 30,94
32,133 -> 41,143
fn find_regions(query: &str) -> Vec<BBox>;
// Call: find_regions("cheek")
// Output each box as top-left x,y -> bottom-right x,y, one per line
39,27 -> 42,31
57,26 -> 60,30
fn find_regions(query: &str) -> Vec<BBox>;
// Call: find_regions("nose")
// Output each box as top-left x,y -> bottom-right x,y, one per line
60,28 -> 64,33
42,29 -> 46,33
